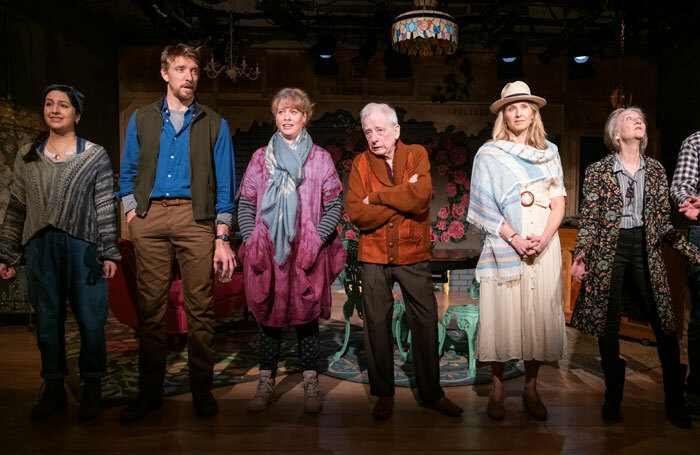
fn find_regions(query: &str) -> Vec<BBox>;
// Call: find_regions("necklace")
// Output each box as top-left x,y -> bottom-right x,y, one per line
45,141 -> 75,161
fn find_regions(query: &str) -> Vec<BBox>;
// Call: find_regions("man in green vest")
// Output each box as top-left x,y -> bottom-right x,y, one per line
117,43 -> 236,422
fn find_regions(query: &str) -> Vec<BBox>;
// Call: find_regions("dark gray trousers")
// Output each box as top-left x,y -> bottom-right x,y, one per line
361,261 -> 444,405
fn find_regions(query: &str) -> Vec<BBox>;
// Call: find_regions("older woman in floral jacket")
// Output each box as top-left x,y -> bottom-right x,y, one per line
571,106 -> 700,429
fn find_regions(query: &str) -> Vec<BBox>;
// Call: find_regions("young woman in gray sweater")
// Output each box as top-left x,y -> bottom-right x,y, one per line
0,84 -> 120,422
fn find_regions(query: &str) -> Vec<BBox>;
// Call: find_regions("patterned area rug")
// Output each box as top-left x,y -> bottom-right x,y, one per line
64,312 -> 523,407
325,325 -> 524,387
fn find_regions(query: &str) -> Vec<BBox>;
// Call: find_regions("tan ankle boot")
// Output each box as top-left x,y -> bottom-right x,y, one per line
302,370 -> 322,414
247,370 -> 275,413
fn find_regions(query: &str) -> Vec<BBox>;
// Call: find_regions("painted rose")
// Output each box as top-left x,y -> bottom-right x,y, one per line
344,137 -> 355,152
440,231 -> 451,243
445,183 -> 457,197
345,229 -> 356,240
448,146 -> 467,166
436,220 -> 447,230
453,169 -> 468,186
342,159 -> 353,172
341,210 -> 350,222
437,164 -> 449,176
327,144 -> 342,163
461,193 -> 470,205
447,220 -> 465,239
451,202 -> 465,218
436,150 -> 448,164
437,205 -> 450,220
430,232 -> 438,242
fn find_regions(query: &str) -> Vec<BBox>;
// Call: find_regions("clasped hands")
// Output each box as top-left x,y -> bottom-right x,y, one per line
511,234 -> 550,261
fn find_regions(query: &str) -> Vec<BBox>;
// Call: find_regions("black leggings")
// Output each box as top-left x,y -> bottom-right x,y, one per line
598,227 -> 680,369
259,319 -> 320,377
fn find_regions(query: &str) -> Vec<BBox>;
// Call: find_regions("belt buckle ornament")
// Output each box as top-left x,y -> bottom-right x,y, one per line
521,191 -> 534,207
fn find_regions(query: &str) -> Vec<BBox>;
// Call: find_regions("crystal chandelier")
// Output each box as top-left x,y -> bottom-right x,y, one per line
391,0 -> 458,56
205,16 -> 261,82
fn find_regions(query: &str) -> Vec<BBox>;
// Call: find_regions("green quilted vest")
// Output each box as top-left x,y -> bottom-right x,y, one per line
133,98 -> 221,220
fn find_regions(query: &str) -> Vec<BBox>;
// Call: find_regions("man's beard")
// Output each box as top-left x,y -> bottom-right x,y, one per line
174,85 -> 195,102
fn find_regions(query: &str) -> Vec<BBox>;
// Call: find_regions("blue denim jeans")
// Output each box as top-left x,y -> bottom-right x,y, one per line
686,226 -> 700,393
26,228 -> 108,380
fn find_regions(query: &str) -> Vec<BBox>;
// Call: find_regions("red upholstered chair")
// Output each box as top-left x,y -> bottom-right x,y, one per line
108,238 -> 247,334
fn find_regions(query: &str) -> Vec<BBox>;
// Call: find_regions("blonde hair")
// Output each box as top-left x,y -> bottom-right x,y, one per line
491,101 -> 547,149
271,88 -> 314,121
604,107 -> 648,154
160,43 -> 200,71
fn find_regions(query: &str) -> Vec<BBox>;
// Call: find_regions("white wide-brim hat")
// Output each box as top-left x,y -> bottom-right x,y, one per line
489,81 -> 547,114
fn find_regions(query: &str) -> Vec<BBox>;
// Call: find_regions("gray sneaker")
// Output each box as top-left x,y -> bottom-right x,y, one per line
686,392 -> 700,420
247,370 -> 275,413
302,370 -> 323,414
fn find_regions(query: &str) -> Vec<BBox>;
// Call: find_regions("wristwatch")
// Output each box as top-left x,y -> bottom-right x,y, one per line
507,235 -> 516,244
215,234 -> 230,241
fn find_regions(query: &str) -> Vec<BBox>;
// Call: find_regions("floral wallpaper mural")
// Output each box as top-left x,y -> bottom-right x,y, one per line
0,99 -> 44,222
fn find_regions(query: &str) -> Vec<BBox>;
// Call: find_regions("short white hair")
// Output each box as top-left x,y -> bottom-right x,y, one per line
604,106 -> 648,154
360,103 -> 398,128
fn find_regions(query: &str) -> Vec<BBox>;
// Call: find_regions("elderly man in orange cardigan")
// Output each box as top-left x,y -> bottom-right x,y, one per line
346,102 -> 462,420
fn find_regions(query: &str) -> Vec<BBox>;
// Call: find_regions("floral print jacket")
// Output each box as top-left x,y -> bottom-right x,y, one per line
572,153 -> 700,336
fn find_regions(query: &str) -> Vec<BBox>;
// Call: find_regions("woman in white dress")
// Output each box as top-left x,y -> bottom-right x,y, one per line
467,81 -> 567,421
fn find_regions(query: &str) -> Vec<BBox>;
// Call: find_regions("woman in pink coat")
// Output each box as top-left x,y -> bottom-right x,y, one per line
237,88 -> 345,414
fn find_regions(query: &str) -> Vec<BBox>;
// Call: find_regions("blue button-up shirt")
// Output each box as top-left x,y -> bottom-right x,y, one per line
118,100 -> 235,225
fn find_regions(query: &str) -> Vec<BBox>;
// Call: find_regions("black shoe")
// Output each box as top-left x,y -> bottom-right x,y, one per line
372,396 -> 394,420
119,394 -> 163,423
663,363 -> 692,429
193,390 -> 218,418
666,403 -> 692,429
30,380 -> 67,421
78,378 -> 103,422
601,358 -> 626,421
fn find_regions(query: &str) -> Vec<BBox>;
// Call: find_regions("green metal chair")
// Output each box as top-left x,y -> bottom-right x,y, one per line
333,239 -> 364,360
438,278 -> 480,377
334,239 -> 409,360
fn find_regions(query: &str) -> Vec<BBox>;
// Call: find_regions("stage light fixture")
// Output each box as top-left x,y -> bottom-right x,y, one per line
568,41 -> 595,79
309,34 -> 339,75
497,39 -> 522,63
497,39 -> 523,80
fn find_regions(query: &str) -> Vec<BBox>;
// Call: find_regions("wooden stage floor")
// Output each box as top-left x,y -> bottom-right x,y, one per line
0,291 -> 698,454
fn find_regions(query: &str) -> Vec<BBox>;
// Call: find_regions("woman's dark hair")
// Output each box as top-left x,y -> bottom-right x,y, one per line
43,84 -> 85,114
24,84 -> 85,162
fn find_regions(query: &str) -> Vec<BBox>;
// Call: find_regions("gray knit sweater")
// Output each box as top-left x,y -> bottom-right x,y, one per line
0,139 -> 121,266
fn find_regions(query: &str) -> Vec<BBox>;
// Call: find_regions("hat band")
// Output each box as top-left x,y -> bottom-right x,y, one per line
504,92 -> 531,99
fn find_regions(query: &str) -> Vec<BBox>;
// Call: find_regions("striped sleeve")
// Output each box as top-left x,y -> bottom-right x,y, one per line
317,194 -> 342,243
238,195 -> 256,243
93,149 -> 121,262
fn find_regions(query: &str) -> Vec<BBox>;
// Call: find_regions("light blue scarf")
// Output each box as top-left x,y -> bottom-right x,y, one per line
467,140 -> 563,281
259,128 -> 313,265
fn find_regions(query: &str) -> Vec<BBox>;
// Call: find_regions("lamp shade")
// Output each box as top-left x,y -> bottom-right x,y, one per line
610,83 -> 633,109
391,9 -> 458,56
